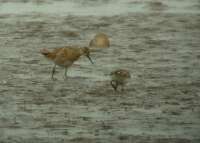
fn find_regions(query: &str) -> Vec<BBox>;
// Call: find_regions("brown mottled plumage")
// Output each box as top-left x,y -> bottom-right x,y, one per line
110,69 -> 131,91
89,33 -> 110,48
40,46 -> 93,80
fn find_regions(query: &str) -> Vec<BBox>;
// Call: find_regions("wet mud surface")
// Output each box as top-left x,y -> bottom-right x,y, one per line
0,0 -> 200,142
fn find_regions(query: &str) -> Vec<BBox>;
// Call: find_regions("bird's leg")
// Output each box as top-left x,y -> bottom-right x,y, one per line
110,80 -> 118,91
121,85 -> 125,92
51,64 -> 56,80
64,68 -> 68,80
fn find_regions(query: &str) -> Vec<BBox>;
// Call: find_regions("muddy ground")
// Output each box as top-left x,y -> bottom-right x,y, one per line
0,0 -> 200,143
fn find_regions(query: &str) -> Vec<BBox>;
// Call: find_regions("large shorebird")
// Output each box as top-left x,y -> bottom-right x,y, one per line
40,46 -> 93,80
110,69 -> 131,91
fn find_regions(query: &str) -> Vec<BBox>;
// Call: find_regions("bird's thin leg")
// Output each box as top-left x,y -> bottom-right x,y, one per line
110,80 -> 118,91
51,64 -> 56,80
64,68 -> 68,80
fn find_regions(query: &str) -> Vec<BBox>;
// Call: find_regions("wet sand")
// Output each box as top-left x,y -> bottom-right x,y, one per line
0,0 -> 200,142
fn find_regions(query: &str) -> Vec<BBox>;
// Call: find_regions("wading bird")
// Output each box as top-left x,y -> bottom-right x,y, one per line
89,33 -> 110,48
40,46 -> 93,80
110,69 -> 131,91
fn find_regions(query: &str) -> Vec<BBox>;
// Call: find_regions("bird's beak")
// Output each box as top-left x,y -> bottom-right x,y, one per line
86,55 -> 94,64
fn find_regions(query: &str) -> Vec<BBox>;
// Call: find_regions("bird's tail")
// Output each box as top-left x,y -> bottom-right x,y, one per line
40,48 -> 50,56
40,48 -> 55,60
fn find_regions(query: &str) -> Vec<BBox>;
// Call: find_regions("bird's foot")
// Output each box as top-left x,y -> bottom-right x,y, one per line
51,76 -> 57,81
64,75 -> 68,80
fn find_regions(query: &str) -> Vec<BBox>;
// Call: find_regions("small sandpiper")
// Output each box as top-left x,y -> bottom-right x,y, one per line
40,46 -> 93,80
110,69 -> 131,91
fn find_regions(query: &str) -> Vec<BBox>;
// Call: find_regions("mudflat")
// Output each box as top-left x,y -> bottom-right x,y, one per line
0,0 -> 200,142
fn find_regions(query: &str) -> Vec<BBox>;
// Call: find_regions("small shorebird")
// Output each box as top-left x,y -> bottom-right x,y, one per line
40,46 -> 93,80
89,33 -> 110,48
110,69 -> 131,91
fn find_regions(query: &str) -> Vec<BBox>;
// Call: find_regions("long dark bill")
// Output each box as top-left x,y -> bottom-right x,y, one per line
86,55 -> 94,64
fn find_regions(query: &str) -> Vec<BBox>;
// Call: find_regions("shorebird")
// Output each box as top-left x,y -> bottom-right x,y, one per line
89,33 -> 110,48
40,46 -> 93,80
110,69 -> 131,91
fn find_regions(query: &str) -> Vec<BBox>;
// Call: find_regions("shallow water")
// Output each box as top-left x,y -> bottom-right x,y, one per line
0,0 -> 199,16
0,0 -> 200,143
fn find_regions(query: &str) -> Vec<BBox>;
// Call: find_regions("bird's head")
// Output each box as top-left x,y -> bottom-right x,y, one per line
81,47 -> 94,64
